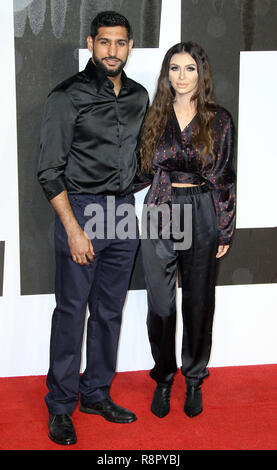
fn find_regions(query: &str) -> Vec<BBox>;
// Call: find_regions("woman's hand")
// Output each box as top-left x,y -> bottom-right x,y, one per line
216,245 -> 229,258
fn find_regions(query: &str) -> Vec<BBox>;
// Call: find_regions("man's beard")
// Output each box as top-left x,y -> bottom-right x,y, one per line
93,52 -> 127,77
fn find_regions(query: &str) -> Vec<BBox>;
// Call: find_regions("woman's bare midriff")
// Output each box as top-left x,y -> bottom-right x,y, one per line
171,183 -> 204,187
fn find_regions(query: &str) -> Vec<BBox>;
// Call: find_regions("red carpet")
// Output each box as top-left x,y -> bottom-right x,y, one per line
0,365 -> 277,450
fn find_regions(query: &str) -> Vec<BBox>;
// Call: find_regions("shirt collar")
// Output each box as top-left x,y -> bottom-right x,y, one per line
83,59 -> 129,92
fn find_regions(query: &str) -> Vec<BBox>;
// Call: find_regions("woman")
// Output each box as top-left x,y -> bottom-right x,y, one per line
140,42 -> 236,418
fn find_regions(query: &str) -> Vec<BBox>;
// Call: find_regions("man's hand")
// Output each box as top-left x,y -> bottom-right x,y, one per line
216,245 -> 229,258
68,226 -> 94,265
50,190 -> 94,265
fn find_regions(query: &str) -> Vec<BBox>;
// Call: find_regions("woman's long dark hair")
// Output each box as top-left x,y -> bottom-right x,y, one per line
140,42 -> 217,173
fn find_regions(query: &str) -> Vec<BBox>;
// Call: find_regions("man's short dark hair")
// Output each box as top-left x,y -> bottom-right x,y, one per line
90,11 -> 133,40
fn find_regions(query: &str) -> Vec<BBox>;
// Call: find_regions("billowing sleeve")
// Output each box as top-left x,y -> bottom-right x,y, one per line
37,90 -> 78,200
206,110 -> 236,245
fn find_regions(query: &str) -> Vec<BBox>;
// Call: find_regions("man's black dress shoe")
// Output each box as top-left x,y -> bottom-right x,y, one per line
184,385 -> 203,417
151,381 -> 173,418
48,414 -> 77,445
80,397 -> 137,423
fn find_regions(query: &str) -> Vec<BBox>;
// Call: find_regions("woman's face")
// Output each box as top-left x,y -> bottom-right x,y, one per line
168,52 -> 198,98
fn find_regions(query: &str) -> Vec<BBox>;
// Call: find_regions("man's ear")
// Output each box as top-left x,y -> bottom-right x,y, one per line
128,38 -> 134,55
87,35 -> 93,52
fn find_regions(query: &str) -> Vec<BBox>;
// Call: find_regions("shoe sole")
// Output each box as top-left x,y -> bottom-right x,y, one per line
79,404 -> 137,423
48,432 -> 77,445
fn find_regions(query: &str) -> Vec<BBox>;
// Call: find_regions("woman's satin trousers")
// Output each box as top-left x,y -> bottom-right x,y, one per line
141,185 -> 218,385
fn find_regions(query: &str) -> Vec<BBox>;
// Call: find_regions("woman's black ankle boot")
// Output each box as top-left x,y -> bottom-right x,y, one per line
184,383 -> 203,418
151,380 -> 173,418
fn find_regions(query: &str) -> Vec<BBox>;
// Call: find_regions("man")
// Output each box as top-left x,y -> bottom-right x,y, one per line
38,11 -> 149,445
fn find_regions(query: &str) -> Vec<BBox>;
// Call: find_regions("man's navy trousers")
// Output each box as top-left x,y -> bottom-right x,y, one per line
45,193 -> 139,415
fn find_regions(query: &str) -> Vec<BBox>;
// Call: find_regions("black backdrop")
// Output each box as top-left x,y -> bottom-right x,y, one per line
11,0 -> 277,296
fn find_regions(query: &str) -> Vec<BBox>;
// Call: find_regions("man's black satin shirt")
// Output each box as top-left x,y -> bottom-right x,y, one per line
38,59 -> 149,200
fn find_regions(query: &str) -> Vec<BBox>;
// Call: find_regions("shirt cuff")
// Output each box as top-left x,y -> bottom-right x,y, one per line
41,177 -> 67,201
